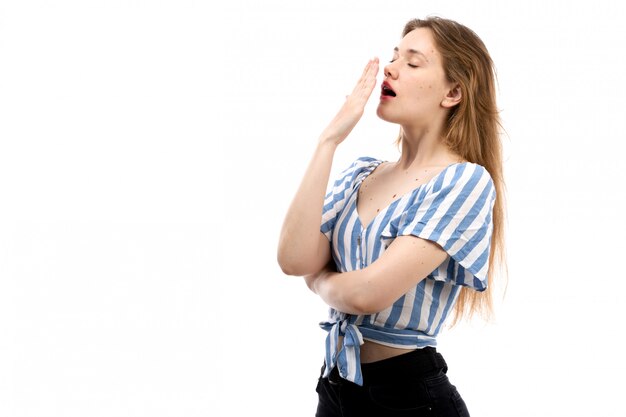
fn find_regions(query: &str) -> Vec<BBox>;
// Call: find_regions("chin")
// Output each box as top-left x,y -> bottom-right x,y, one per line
376,105 -> 402,124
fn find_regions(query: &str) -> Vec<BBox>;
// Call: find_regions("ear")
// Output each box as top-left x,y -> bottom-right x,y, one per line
441,83 -> 462,108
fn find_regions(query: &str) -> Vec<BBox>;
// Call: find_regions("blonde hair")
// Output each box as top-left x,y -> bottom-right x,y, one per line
401,17 -> 508,324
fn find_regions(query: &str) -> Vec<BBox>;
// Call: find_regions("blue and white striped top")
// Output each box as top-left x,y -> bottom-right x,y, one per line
319,156 -> 496,386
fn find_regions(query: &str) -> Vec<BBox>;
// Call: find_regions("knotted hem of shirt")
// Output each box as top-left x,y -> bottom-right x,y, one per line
320,319 -> 365,386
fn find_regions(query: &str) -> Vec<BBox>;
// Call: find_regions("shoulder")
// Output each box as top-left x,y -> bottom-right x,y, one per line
436,162 -> 494,190
351,156 -> 382,170
423,162 -> 495,207
336,156 -> 382,181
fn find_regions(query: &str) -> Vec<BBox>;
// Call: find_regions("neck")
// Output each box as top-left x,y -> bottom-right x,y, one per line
395,124 -> 457,170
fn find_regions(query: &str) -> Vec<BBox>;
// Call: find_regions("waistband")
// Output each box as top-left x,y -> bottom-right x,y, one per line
322,347 -> 447,387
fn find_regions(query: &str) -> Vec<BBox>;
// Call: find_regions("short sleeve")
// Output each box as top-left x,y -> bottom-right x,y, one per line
320,157 -> 380,240
397,163 -> 496,291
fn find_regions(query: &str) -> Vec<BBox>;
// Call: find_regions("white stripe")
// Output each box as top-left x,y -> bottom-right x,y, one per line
461,215 -> 492,279
366,195 -> 408,263
396,287 -> 416,328
404,165 -> 477,236
329,325 -> 337,357
445,173 -> 491,256
473,221 -> 494,279
366,215 -> 385,264
346,345 -> 357,381
428,283 -> 453,335
373,304 -> 392,326
341,207 -> 359,271
447,186 -> 494,275
418,280 -> 435,330
438,169 -> 490,247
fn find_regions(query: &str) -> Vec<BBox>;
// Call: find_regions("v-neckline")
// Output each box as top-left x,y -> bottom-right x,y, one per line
354,160 -> 466,231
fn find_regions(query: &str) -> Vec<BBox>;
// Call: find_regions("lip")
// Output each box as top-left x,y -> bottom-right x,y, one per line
380,81 -> 396,100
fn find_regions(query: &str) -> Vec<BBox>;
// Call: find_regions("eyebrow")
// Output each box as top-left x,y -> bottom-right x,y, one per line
393,47 -> 428,61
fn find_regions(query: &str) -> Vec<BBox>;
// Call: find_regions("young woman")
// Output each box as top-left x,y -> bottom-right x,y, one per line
277,16 -> 506,417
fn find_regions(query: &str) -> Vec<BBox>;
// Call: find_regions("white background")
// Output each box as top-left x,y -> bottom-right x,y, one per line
1,0 -> 625,416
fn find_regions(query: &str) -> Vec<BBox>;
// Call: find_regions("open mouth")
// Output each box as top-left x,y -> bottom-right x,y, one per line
381,83 -> 396,97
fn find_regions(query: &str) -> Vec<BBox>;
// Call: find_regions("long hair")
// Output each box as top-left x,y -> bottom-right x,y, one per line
401,17 -> 508,324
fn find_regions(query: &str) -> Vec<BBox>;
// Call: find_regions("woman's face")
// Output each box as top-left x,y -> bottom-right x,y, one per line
376,28 -> 456,127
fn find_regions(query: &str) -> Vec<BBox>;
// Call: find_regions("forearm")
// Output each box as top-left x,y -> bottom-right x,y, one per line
312,269 -> 374,315
277,140 -> 336,275
312,236 -> 448,314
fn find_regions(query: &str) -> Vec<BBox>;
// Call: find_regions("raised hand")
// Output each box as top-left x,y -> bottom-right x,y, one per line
319,57 -> 379,146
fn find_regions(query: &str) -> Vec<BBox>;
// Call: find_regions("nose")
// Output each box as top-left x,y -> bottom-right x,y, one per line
384,62 -> 398,79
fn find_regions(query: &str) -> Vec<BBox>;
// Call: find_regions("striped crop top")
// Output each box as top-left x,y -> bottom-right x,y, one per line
319,156 -> 496,385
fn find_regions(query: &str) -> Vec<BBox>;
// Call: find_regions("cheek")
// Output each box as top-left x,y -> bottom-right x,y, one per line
408,82 -> 441,105
405,73 -> 444,101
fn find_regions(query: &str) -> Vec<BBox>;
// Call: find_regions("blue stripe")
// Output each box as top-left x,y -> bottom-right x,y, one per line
425,282 -> 444,334
455,264 -> 466,286
442,179 -> 492,251
429,167 -> 484,243
335,203 -> 355,270
383,294 -> 406,327
407,282 -> 426,329
359,326 -> 437,346
320,219 -> 333,235
446,256 -> 456,281
323,179 -> 351,210
433,286 -> 461,334
434,163 -> 465,191
350,224 -> 361,270
370,198 -> 403,255
473,276 -> 485,290
472,246 -> 491,283
403,165 -> 467,236
453,207 -> 490,273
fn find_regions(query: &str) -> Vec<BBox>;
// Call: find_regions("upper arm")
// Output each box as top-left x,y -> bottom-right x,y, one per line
353,235 -> 448,313
280,232 -> 331,276
312,231 -> 332,274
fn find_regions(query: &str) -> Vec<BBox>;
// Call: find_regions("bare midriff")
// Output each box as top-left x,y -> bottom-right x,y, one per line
337,335 -> 416,363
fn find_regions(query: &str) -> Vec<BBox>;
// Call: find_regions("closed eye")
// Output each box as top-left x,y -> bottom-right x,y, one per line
388,59 -> 419,68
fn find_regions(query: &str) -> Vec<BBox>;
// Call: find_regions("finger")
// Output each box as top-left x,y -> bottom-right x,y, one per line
353,60 -> 370,90
360,59 -> 373,79
355,59 -> 379,97
355,59 -> 375,85
358,58 -> 379,89
347,58 -> 378,101
364,58 -> 379,82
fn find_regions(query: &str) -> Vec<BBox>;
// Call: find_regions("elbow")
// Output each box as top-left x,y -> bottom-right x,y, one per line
277,238 -> 302,276
276,252 -> 314,277
277,241 -> 325,277
277,253 -> 300,276
276,241 -> 300,276
278,260 -> 302,277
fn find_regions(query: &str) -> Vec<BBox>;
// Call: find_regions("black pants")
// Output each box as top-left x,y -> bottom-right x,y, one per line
315,348 -> 470,417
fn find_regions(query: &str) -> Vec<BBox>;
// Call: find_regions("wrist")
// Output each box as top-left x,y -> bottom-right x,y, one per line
317,133 -> 342,149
